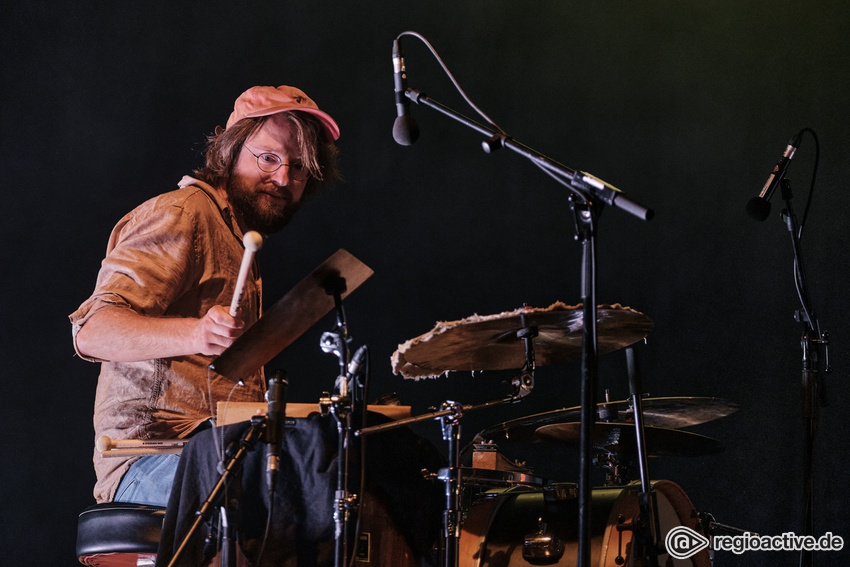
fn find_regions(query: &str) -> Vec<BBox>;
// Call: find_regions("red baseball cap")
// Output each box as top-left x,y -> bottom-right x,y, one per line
225,85 -> 340,141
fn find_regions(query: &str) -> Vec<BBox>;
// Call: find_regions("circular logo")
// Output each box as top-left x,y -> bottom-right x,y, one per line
665,526 -> 710,559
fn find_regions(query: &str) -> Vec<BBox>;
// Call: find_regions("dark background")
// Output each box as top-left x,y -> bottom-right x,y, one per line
2,2 -> 848,565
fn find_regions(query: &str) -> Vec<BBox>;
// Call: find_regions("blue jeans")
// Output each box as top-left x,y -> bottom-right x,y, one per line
113,454 -> 181,507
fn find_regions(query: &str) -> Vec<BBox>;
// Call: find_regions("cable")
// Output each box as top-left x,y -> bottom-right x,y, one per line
397,30 -> 508,138
796,128 -> 820,239
397,30 -> 596,207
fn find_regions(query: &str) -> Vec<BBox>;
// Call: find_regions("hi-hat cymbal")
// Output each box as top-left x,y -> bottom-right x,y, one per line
533,422 -> 724,458
392,302 -> 653,379
476,397 -> 739,442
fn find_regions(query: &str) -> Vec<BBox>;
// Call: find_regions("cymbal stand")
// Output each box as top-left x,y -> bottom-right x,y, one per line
357,325 -> 537,567
624,345 -> 661,567
318,275 -> 357,567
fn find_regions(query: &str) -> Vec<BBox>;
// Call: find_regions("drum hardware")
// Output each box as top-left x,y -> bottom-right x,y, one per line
623,344 -> 661,567
361,395 -> 505,567
523,518 -> 566,563
696,511 -> 756,538
594,452 -> 631,487
318,273 -> 362,567
613,513 -> 648,567
696,511 -> 758,564
543,482 -> 578,502
595,390 -> 631,487
317,383 -> 359,567
361,323 -> 541,567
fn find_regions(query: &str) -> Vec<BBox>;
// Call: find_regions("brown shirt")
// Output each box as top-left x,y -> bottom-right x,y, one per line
70,176 -> 265,502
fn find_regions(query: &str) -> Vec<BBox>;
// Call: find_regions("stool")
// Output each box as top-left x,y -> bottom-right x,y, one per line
76,502 -> 166,566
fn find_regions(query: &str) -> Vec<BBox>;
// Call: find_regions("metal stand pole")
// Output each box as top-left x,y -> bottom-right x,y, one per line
779,179 -> 831,567
319,275 -> 357,567
573,196 -> 599,567
437,402 -> 462,567
625,345 -> 660,567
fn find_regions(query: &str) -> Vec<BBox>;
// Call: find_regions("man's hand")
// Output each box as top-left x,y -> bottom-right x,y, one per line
193,305 -> 246,355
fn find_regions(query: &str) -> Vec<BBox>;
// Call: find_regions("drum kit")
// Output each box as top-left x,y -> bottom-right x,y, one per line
376,302 -> 738,567
99,250 -> 744,567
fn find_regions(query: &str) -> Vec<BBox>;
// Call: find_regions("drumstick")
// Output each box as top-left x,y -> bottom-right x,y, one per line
96,436 -> 188,458
100,447 -> 184,458
229,231 -> 264,316
96,436 -> 189,452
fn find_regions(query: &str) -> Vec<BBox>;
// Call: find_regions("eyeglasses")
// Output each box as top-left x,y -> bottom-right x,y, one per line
244,145 -> 308,181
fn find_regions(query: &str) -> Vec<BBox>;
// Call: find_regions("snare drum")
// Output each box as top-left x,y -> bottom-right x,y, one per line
459,480 -> 710,566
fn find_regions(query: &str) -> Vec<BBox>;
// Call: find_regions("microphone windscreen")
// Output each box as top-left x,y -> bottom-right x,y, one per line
393,116 -> 420,146
746,196 -> 771,222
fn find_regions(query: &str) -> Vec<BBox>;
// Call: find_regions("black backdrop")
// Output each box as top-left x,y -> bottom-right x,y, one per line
2,2 -> 849,565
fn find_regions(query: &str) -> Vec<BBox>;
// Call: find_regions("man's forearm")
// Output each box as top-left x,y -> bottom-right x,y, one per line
75,307 -> 202,362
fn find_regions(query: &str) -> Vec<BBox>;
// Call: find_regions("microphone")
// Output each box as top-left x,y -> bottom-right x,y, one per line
746,131 -> 803,221
347,344 -> 368,379
392,38 -> 419,145
337,345 -> 368,398
265,370 -> 287,493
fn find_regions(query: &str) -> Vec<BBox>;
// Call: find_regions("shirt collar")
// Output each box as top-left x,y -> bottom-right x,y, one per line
177,175 -> 245,240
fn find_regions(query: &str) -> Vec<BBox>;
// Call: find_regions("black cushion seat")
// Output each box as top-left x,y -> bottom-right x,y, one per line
76,502 -> 165,565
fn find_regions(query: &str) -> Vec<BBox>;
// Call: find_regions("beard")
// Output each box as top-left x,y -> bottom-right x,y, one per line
224,174 -> 301,234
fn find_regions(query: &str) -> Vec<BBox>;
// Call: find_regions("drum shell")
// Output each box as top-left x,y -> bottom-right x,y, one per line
459,480 -> 710,567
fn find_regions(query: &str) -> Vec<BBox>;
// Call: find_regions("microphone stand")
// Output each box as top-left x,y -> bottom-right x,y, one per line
167,416 -> 266,567
399,86 -> 652,567
778,179 -> 830,567
402,88 -> 654,222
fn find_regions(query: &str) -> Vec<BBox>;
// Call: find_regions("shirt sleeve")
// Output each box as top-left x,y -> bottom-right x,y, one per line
69,195 -> 201,360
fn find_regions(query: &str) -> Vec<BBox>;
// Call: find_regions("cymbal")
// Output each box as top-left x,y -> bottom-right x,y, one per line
533,422 -> 724,458
392,302 -> 653,378
476,397 -> 739,442
211,249 -> 373,383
